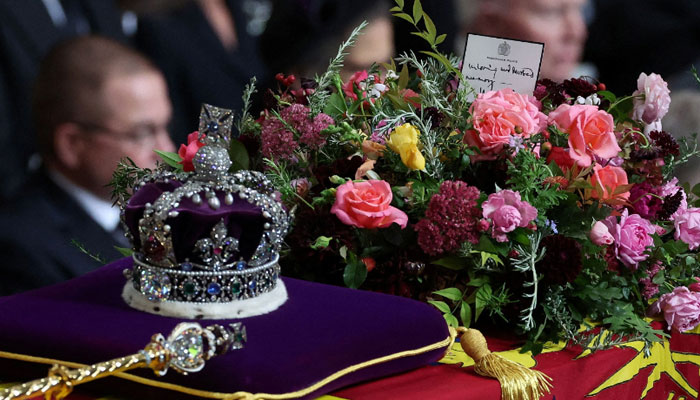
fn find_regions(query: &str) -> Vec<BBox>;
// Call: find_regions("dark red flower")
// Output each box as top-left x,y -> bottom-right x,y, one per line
561,78 -> 597,99
415,181 -> 481,256
536,235 -> 582,285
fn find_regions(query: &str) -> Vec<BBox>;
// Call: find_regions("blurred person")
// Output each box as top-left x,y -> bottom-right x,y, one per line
0,36 -> 175,295
133,0 -> 271,143
260,0 -> 394,82
0,0 -> 127,200
468,0 -> 588,82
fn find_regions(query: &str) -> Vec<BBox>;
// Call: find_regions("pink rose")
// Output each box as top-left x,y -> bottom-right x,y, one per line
674,207 -> 700,250
590,164 -> 630,204
178,131 -> 206,172
650,287 -> 700,332
632,72 -> 671,126
482,190 -> 538,242
548,104 -> 620,167
466,89 -> 546,157
331,180 -> 408,229
601,209 -> 655,269
590,220 -> 614,246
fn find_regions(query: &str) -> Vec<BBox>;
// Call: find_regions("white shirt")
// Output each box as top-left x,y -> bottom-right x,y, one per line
49,170 -> 121,233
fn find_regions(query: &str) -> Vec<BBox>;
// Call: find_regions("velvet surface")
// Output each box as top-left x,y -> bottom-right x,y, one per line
0,258 -> 449,399
124,181 -> 265,262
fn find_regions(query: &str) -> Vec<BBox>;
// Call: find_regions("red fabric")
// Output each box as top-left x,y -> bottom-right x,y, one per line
332,326 -> 700,400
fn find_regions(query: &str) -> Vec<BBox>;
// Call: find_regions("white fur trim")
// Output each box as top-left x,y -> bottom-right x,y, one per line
122,279 -> 288,319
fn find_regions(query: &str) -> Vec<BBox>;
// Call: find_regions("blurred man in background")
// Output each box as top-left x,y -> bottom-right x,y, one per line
0,0 -> 127,200
0,36 -> 174,295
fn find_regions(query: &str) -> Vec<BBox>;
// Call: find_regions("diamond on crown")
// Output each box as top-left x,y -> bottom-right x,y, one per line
123,104 -> 291,304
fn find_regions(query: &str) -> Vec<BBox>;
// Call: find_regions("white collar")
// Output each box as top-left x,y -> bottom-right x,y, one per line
49,170 -> 121,232
41,0 -> 67,27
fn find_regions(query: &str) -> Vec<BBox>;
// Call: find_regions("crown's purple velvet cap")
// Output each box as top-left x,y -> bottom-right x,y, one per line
125,181 -> 266,262
0,258 -> 449,398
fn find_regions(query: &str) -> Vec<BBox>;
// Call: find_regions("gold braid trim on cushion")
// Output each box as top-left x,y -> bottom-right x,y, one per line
0,332 -> 455,400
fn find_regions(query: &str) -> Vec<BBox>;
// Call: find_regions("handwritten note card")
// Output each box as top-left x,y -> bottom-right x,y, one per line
461,34 -> 544,101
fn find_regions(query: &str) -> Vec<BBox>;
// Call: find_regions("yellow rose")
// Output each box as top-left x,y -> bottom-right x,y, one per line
388,123 -> 426,171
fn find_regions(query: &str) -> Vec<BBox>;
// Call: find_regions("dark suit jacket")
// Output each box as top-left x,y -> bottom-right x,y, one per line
0,0 -> 125,199
135,0 -> 269,143
0,170 -> 124,296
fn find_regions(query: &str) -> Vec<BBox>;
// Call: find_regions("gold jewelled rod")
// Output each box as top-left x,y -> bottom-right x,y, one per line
0,322 -> 246,400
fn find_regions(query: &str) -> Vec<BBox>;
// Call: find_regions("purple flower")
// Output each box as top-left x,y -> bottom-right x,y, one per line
632,72 -> 671,130
261,117 -> 298,161
650,287 -> 700,332
629,182 -> 663,220
601,209 -> 655,269
674,207 -> 700,250
482,190 -> 538,242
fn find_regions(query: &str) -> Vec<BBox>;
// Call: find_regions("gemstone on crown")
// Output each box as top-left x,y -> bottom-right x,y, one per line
121,104 -> 291,305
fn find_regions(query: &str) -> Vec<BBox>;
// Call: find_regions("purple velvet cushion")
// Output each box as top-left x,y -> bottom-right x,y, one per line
0,258 -> 449,399
124,182 -> 266,261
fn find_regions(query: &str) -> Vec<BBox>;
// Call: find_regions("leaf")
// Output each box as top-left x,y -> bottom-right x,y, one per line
423,12 -> 436,44
395,0 -> 404,9
398,63 -> 410,90
474,283 -> 492,321
613,183 -> 635,196
567,179 -> 593,190
432,255 -> 470,270
229,138 -> 249,171
597,90 -> 617,103
323,92 -> 347,118
435,33 -> 446,45
428,300 -> 450,313
114,246 -> 133,257
511,229 -> 531,246
410,31 -> 430,42
310,236 -> 333,250
412,0 -> 423,24
460,301 -> 472,327
389,6 -> 402,12
421,51 -> 458,74
433,287 -> 463,301
343,260 -> 367,289
339,245 -> 348,260
392,12 -> 414,25
443,313 -> 459,327
480,252 -> 503,268
154,150 -> 182,169
476,235 -> 498,253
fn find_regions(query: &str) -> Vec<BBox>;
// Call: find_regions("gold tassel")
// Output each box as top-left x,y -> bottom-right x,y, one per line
458,328 -> 553,400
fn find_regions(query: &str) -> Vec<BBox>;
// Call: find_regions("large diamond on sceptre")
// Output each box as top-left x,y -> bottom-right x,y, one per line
0,322 -> 246,400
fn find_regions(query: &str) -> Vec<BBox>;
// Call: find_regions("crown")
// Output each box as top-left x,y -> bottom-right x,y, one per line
120,104 -> 291,318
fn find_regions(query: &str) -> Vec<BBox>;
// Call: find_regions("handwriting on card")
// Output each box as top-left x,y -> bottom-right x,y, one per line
460,34 -> 544,101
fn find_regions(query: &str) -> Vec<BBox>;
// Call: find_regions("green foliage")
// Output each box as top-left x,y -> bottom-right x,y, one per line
308,21 -> 368,115
341,247 -> 368,289
109,158 -> 150,207
506,149 -> 567,213
390,0 -> 458,74
154,150 -> 183,169
228,138 -> 250,171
